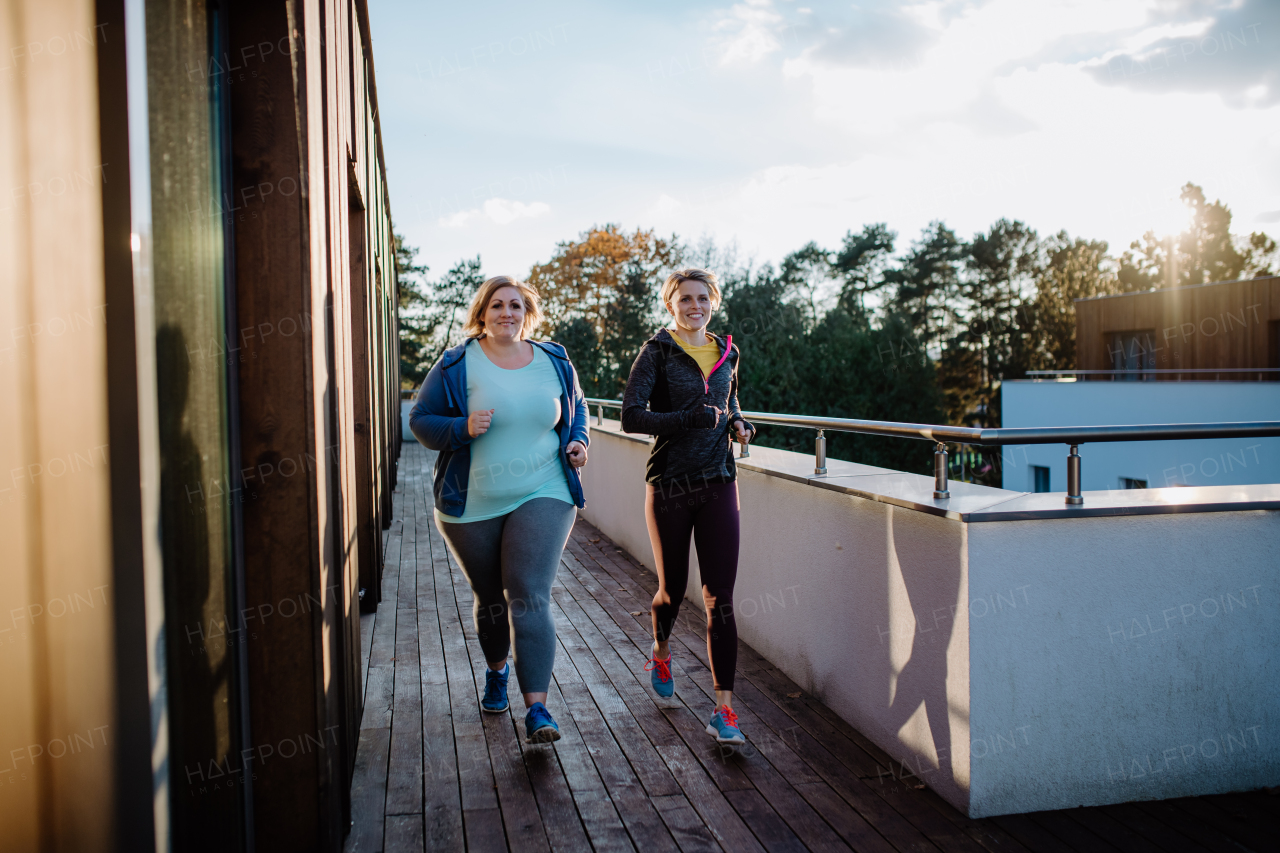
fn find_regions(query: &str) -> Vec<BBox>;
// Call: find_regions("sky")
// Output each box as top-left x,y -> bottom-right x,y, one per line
367,0 -> 1280,281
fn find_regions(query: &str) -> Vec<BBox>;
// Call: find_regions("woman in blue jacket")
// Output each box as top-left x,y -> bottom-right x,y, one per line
409,275 -> 589,743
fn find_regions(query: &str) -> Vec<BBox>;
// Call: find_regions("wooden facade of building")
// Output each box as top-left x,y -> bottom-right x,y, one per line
1075,276 -> 1280,376
0,1 -> 400,851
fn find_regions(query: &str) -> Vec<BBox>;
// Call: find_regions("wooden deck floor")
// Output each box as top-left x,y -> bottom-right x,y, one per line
345,442 -> 1277,853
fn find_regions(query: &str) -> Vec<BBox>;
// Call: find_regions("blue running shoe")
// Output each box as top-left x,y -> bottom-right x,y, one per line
481,663 -> 509,713
644,649 -> 674,698
706,706 -> 746,745
524,702 -> 561,744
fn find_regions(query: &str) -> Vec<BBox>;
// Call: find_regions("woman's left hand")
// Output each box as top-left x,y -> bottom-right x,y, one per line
733,420 -> 754,444
566,440 -> 588,468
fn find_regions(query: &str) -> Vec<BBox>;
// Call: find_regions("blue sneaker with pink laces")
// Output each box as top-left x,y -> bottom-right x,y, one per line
644,647 -> 674,698
706,706 -> 745,744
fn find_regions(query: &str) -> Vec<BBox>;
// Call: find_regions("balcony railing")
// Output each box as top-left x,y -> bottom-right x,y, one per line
1026,368 -> 1280,381
584,398 -> 1280,507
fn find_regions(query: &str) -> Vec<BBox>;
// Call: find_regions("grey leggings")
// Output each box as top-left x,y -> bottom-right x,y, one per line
438,497 -> 577,695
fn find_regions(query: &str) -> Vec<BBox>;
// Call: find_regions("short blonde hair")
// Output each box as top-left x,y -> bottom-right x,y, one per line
461,275 -> 544,338
661,268 -> 721,308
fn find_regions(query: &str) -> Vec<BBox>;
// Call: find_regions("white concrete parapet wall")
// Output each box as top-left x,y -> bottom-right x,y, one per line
579,419 -> 1280,817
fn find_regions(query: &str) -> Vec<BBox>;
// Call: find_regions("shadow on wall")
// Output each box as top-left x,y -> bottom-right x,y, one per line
883,509 -> 960,788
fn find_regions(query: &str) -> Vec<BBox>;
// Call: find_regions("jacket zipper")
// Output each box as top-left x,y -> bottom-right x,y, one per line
701,334 -> 733,395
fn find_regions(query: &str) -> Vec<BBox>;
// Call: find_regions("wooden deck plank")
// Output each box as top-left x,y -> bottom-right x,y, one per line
1063,807 -> 1176,853
386,477 -> 423,817
549,602 -> 685,799
650,794 -> 725,853
988,815 -> 1077,853
346,726 -> 392,853
418,501 -> 465,850
1024,810 -> 1123,852
552,659 -> 683,852
1097,804 -> 1213,853
538,672 -> 635,852
345,500 -> 404,853
1131,799 -> 1262,853
1161,796 -> 1278,852
384,814 -> 424,853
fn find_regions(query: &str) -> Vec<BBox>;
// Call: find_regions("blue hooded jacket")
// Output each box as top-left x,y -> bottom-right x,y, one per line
408,338 -> 590,517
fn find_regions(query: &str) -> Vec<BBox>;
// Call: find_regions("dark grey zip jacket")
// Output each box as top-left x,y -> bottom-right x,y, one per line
621,328 -> 752,486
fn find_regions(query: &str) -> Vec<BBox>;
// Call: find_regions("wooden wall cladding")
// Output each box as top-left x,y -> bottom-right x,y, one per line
1075,276 -> 1280,373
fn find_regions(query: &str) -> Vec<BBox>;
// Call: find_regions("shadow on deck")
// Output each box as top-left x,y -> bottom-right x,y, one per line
346,443 -> 1277,852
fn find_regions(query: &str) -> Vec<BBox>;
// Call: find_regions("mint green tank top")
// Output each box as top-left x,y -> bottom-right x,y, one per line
437,341 -> 573,523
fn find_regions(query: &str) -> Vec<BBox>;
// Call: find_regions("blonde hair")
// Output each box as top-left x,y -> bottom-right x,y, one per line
661,268 -> 721,309
461,275 -> 544,338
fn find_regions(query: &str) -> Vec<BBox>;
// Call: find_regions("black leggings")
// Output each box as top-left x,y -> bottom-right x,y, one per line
645,479 -> 739,691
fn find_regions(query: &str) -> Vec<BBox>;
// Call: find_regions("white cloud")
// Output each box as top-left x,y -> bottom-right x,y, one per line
439,197 -> 551,228
714,0 -> 786,65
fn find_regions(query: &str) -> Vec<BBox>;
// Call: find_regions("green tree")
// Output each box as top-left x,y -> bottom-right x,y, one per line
1241,231 -> 1279,277
553,316 -> 604,397
805,308 -> 943,473
528,224 -> 680,339
718,265 -> 809,430
961,219 -> 1040,427
395,233 -> 434,387
1117,182 -> 1275,289
830,223 -> 896,312
1026,233 -> 1119,370
885,221 -> 967,352
431,255 -> 484,353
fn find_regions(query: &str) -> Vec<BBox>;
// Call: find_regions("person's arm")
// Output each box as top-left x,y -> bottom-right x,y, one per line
409,358 -> 472,451
566,355 -> 590,449
621,343 -> 717,435
727,347 -> 755,441
564,352 -> 590,467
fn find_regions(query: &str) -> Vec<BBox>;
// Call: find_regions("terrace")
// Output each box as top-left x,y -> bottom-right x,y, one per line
345,442 -> 1278,852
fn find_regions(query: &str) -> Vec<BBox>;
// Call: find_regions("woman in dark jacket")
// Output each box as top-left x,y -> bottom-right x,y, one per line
621,267 -> 754,745
409,275 -> 589,743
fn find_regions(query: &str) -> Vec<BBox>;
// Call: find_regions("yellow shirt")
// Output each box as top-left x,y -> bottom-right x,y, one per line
671,335 -> 721,378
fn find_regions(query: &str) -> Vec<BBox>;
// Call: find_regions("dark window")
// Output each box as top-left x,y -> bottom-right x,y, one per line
1120,477 -> 1147,489
1108,330 -> 1157,380
1032,465 -> 1050,493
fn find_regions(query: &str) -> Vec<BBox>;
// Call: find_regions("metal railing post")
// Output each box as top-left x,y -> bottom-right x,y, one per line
814,429 -> 827,475
1066,444 -> 1083,505
933,442 -> 950,499
596,404 -> 603,426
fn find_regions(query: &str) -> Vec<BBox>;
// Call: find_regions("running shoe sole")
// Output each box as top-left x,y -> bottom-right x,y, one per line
705,722 -> 746,744
481,699 -> 510,714
526,725 -> 562,744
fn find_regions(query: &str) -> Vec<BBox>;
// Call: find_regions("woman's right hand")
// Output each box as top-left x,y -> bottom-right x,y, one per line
685,404 -> 723,429
467,408 -> 494,438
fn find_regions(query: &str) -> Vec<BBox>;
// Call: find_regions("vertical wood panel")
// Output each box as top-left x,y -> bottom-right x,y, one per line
0,1 -> 118,850
1076,276 -> 1280,375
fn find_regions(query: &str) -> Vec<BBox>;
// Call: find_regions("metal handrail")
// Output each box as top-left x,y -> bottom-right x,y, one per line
583,397 -> 1280,508
1027,368 -> 1280,379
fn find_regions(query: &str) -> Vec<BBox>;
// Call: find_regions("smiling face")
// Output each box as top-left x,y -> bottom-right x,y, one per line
666,279 -> 714,334
482,285 -> 527,341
